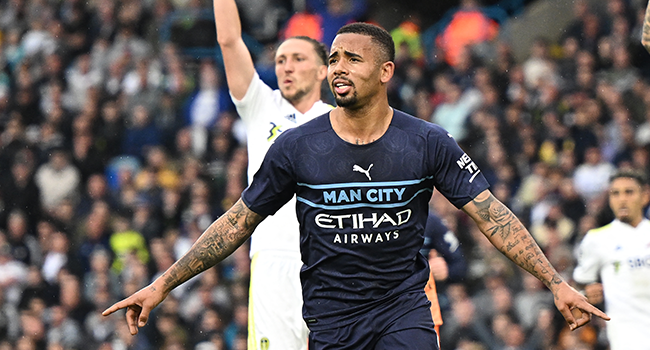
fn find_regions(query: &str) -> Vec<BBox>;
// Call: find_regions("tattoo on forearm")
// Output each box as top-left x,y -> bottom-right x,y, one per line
471,194 -> 562,289
505,239 -> 520,252
162,199 -> 263,291
473,194 -> 515,241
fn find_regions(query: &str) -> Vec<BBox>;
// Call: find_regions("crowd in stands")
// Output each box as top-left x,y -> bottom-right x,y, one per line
0,0 -> 649,349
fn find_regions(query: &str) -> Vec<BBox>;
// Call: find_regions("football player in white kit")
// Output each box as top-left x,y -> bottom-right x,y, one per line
213,0 -> 331,349
574,169 -> 650,350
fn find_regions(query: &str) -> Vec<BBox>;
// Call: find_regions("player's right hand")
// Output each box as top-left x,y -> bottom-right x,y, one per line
102,283 -> 167,335
553,281 -> 609,331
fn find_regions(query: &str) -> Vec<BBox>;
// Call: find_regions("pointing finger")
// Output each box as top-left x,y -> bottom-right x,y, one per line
102,299 -> 129,316
579,302 -> 610,321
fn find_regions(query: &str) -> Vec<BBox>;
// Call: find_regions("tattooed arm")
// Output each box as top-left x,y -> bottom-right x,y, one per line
643,0 -> 650,53
102,198 -> 264,335
462,190 -> 609,329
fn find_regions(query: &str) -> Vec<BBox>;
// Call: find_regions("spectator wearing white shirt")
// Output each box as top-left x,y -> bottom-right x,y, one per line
573,147 -> 616,201
65,53 -> 102,112
34,148 -> 81,213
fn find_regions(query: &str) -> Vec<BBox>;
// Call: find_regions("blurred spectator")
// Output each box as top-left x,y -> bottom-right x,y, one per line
5,210 -> 41,266
440,286 -> 493,349
122,57 -> 164,110
121,104 -> 161,158
76,202 -> 113,269
573,147 -> 616,201
34,147 -> 81,213
306,0 -> 367,47
281,10 -> 324,42
96,100 -> 125,160
108,211 -> 149,274
523,37 -> 558,90
45,304 -> 83,349
65,53 -> 102,113
431,0 -> 503,67
83,248 -> 120,301
430,76 -> 482,142
223,303 -> 248,350
182,61 -> 234,158
0,240 -> 28,306
391,14 -> 424,63
40,230 -> 69,284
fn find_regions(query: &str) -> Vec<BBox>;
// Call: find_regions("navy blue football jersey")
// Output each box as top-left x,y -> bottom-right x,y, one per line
242,109 -> 489,330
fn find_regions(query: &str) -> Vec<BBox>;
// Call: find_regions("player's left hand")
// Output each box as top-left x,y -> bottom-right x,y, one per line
553,281 -> 610,330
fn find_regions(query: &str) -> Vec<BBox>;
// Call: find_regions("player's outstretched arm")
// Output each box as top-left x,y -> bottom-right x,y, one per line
102,199 -> 264,335
643,0 -> 650,53
214,0 -> 256,99
461,190 -> 610,330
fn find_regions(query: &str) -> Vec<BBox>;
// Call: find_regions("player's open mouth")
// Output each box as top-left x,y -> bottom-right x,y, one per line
333,79 -> 352,95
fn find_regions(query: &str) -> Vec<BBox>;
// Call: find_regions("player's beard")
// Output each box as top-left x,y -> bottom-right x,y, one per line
282,86 -> 310,104
334,90 -> 358,108
616,211 -> 633,224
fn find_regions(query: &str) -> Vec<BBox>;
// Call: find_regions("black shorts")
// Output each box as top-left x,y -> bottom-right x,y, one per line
308,292 -> 439,350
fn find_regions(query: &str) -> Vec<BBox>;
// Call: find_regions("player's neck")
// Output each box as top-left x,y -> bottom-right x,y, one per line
622,216 -> 644,228
331,100 -> 393,145
290,91 -> 322,114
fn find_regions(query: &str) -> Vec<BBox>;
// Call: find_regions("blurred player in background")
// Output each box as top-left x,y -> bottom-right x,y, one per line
574,169 -> 650,350
421,213 -> 467,345
213,0 -> 331,349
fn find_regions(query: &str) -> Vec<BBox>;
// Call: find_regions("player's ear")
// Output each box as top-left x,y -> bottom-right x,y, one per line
380,61 -> 394,84
642,184 -> 650,206
317,64 -> 327,80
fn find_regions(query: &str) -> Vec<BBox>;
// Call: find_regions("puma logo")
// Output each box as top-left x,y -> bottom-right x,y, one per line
353,164 -> 373,180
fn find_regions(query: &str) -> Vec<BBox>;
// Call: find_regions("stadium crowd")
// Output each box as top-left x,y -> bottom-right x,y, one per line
0,0 -> 649,349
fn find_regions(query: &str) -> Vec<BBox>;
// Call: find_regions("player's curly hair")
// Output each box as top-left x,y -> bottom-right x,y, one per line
289,36 -> 329,66
336,22 -> 395,63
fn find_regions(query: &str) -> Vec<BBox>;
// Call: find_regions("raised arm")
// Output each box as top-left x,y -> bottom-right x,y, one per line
461,190 -> 609,329
214,0 -> 256,99
641,1 -> 650,52
103,199 -> 264,334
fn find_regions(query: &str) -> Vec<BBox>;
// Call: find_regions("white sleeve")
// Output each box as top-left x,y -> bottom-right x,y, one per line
230,72 -> 275,127
572,231 -> 602,284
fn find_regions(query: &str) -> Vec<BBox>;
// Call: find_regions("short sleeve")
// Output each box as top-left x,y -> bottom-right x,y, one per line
573,232 -> 602,284
231,72 -> 275,127
428,127 -> 490,208
241,133 -> 297,216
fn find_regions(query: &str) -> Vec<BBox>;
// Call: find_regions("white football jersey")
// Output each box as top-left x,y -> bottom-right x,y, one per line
233,73 -> 332,256
574,219 -> 650,350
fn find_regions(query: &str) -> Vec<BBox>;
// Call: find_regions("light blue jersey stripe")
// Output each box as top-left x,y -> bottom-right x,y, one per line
296,175 -> 435,190
297,188 -> 433,210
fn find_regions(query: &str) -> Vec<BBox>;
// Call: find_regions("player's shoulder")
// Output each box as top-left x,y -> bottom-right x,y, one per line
391,109 -> 452,138
585,221 -> 617,239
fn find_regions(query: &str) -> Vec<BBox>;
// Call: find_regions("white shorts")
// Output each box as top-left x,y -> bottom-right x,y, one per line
248,250 -> 308,350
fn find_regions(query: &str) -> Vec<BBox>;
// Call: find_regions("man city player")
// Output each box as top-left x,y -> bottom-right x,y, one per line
104,23 -> 609,349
